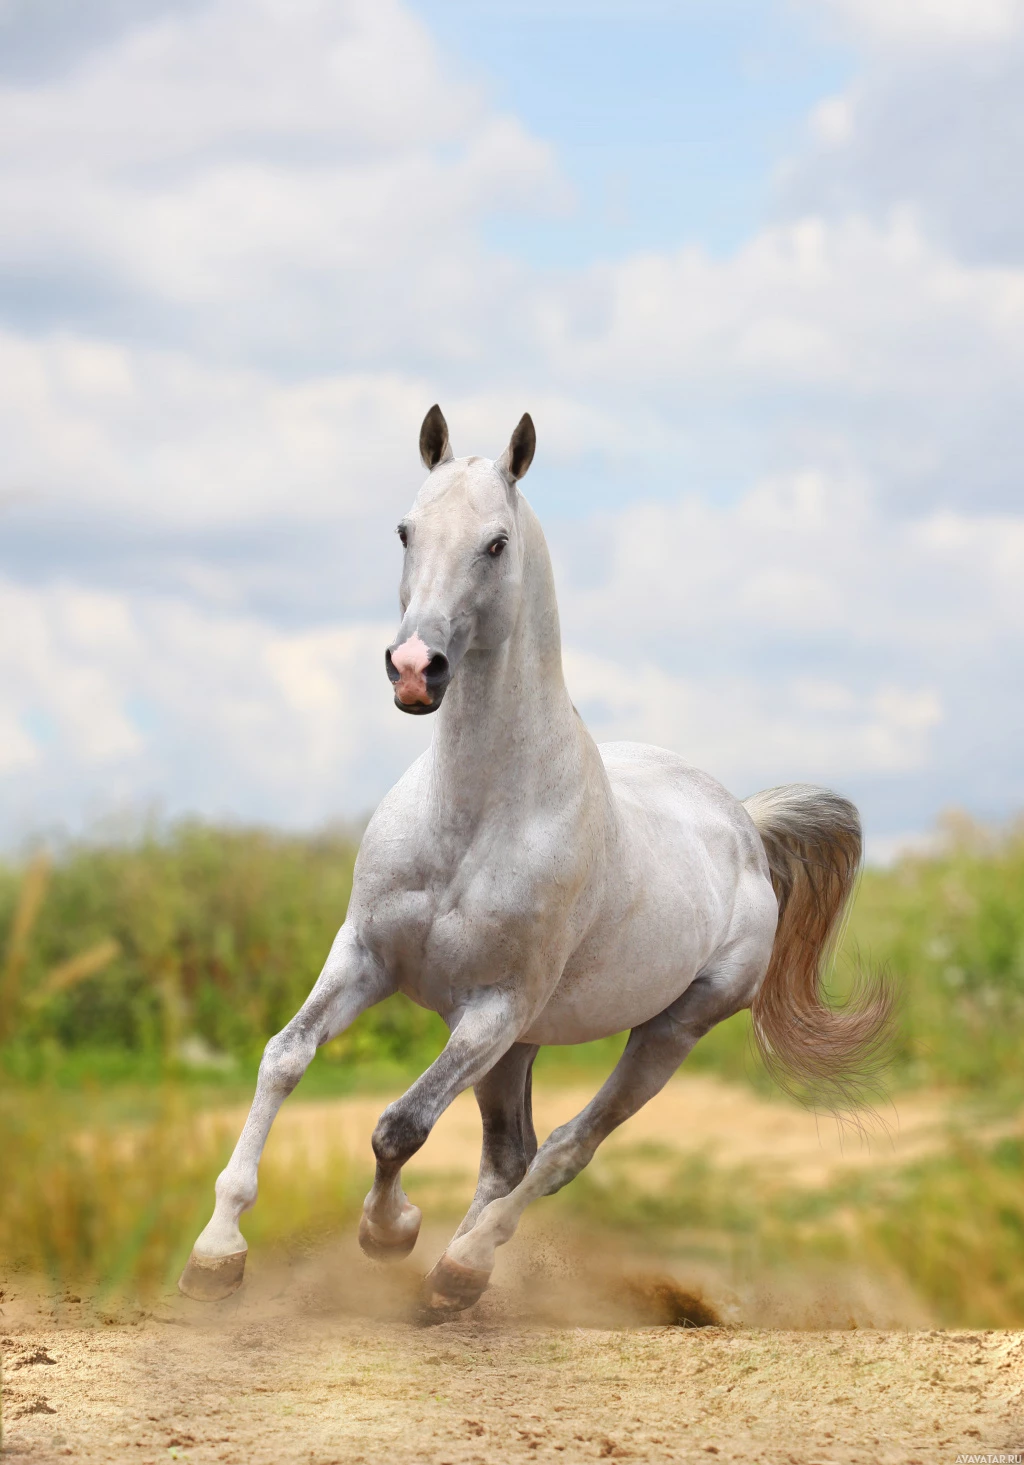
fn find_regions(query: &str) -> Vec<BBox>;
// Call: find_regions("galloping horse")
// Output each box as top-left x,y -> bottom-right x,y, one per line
179,407 -> 891,1316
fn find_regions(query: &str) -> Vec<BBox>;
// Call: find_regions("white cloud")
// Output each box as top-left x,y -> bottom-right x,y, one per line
0,0 -> 562,366
0,568 -> 946,842
554,472 -> 1024,660
811,95 -> 855,146
2,0 -> 1023,844
0,583 -> 144,769
7,208 -> 1024,546
0,578 -> 433,837
528,213 -> 1024,516
790,4 -> 1024,264
0,330 -> 432,525
565,648 -> 942,788
818,0 -> 1024,45
0,714 -> 39,777
7,463 -> 1023,840
551,472 -> 1022,816
540,214 -> 1024,397
0,329 -> 621,534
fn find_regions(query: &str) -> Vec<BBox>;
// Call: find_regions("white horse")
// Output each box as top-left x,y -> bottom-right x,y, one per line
179,407 -> 891,1316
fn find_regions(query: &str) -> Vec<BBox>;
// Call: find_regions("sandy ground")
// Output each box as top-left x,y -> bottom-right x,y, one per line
3,1271 -> 1023,1465
4,1077 -> 1022,1464
243,1072 -> 991,1199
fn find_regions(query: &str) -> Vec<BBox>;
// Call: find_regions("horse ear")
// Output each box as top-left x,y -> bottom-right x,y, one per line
419,404 -> 453,470
498,413 -> 536,483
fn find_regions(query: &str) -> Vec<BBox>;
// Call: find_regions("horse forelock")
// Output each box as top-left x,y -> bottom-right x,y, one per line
413,455 -> 513,521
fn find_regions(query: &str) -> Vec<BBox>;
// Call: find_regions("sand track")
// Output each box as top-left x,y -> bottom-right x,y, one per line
4,1079 -> 1022,1463
3,1285 -> 1022,1465
242,1072 -> 981,1199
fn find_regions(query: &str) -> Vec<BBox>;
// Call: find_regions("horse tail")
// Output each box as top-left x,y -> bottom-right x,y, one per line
742,783 -> 894,1113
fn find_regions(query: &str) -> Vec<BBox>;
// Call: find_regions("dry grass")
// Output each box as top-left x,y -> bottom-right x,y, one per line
2,1078 -> 1023,1328
0,1088 -> 366,1301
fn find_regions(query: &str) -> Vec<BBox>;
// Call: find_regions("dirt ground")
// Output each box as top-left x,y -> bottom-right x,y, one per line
3,1273 -> 1023,1465
238,1071 -> 999,1200
4,1077 -> 1023,1464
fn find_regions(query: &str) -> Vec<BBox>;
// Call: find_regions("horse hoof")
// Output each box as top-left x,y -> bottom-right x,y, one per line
177,1248 -> 247,1301
358,1205 -> 421,1262
418,1254 -> 491,1323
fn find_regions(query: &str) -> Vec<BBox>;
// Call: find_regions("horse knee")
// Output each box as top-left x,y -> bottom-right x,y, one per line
372,1102 -> 431,1167
215,1167 -> 257,1215
259,1029 -> 313,1096
530,1125 -> 595,1196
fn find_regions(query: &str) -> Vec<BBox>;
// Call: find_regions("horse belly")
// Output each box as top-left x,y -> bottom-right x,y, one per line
520,907 -> 711,1045
521,757 -> 761,1045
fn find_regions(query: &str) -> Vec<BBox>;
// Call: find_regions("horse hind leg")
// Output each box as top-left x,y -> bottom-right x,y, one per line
453,1042 -> 539,1240
421,942 -> 768,1319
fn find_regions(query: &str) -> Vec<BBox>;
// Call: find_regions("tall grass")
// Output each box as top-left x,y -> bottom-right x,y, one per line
1,808 -> 1022,1097
0,820 -> 445,1086
854,1133 -> 1024,1326
0,1084 -> 367,1299
846,813 -> 1024,1095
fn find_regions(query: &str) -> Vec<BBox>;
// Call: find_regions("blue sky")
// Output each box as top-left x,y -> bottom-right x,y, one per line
416,0 -> 853,264
0,0 -> 1022,857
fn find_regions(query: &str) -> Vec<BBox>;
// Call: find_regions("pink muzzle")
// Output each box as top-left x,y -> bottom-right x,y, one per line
389,633 -> 433,706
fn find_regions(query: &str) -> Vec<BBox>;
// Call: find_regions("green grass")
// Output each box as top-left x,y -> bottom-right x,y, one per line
1,811 -> 1023,1322
6,809 -> 1020,1099
850,1133 -> 1024,1326
0,819 -> 449,1086
847,812 -> 1024,1097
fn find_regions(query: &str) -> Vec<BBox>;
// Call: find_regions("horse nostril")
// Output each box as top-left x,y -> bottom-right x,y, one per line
425,653 -> 449,682
384,648 -> 400,684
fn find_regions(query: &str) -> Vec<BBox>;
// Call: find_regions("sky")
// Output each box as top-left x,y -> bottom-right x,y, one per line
0,0 -> 1022,859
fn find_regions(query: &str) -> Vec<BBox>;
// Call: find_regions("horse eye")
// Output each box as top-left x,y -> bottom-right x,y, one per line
487,537 -> 507,557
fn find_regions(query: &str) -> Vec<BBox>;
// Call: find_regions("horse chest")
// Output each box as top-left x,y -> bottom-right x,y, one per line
358,857 -> 562,1014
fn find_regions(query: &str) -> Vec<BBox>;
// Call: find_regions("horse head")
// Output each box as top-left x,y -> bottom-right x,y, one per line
385,405 -> 536,715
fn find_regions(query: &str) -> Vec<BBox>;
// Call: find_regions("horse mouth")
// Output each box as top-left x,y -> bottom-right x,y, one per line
393,690 -> 444,716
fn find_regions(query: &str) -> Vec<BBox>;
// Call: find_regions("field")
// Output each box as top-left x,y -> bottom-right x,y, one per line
2,813 -> 1024,1461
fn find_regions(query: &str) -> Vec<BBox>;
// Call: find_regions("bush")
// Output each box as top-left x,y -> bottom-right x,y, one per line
847,813 -> 1024,1095
0,820 -> 444,1078
1,810 -> 1022,1098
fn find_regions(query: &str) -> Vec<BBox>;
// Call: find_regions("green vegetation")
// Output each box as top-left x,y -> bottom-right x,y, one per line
853,1132 -> 1024,1327
843,812 -> 1024,1097
0,821 -> 446,1091
1,811 -> 1022,1321
3,810 -> 1023,1097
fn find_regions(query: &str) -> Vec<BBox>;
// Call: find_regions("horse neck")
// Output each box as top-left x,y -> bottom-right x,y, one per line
431,498 -> 579,818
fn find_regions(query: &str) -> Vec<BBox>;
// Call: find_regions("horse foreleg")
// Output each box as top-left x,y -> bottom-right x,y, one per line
423,961 -> 759,1318
359,990 -> 525,1261
178,924 -> 390,1300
